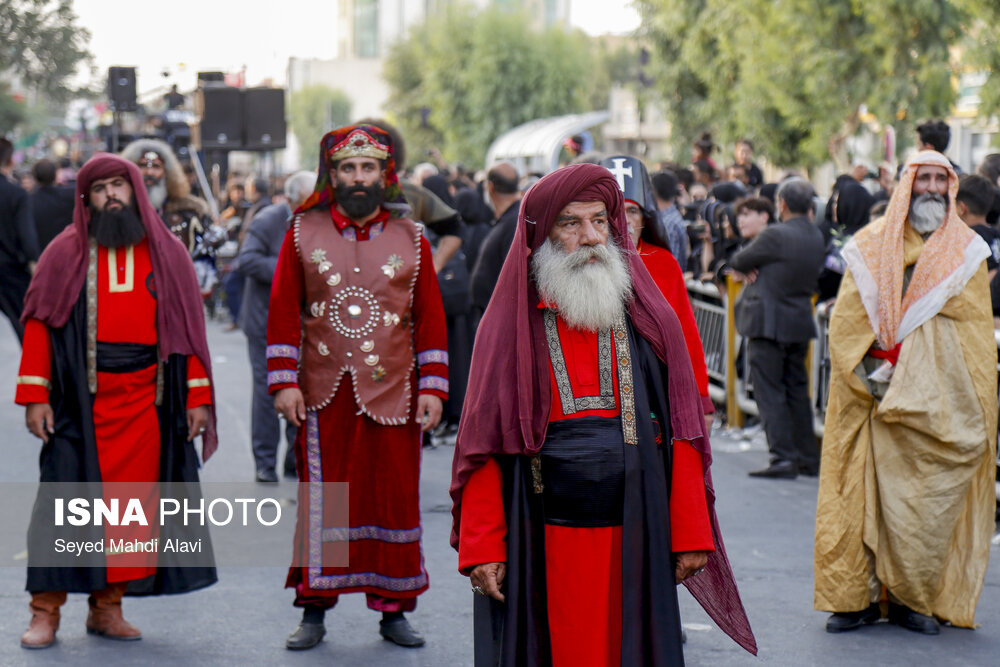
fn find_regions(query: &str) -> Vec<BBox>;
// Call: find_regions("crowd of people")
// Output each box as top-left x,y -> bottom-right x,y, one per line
1,114 -> 998,662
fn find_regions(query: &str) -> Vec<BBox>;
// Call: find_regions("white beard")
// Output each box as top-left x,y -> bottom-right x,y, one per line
146,180 -> 168,210
531,237 -> 632,332
908,193 -> 947,235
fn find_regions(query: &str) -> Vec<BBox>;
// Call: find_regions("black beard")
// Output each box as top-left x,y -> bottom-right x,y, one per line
335,180 -> 384,220
89,202 -> 147,248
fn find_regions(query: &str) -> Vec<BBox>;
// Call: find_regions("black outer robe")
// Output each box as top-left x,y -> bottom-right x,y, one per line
25,290 -> 217,595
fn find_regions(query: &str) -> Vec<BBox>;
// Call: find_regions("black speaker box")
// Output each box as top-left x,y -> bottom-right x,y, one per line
107,66 -> 137,112
244,88 -> 286,150
193,87 -> 244,150
197,71 -> 226,85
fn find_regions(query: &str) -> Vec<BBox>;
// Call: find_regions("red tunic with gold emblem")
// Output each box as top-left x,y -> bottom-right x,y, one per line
458,309 -> 714,666
16,238 -> 212,582
267,206 -> 448,609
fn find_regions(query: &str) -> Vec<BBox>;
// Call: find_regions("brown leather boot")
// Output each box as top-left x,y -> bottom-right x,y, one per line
21,591 -> 67,649
86,582 -> 141,641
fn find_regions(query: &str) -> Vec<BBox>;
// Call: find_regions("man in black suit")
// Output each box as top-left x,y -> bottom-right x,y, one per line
730,177 -> 826,479
0,137 -> 40,343
30,158 -> 75,250
237,170 -> 315,483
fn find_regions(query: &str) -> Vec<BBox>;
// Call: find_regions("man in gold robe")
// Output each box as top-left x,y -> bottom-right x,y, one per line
815,151 -> 997,635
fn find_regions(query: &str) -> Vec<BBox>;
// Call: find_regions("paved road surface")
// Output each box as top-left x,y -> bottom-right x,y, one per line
0,319 -> 997,665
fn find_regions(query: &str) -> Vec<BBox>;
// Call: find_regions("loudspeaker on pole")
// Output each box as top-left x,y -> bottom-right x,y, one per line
107,66 -> 138,112
243,88 -> 287,151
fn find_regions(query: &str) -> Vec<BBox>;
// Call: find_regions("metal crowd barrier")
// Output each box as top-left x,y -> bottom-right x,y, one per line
686,276 -> 831,436
687,278 -> 1000,444
685,280 -> 727,406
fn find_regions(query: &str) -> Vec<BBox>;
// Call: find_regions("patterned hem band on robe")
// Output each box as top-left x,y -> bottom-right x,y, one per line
268,369 -> 298,387
321,525 -> 422,543
303,411 -> 428,592
266,344 -> 300,360
187,378 -> 211,388
416,349 -> 448,365
306,571 -> 428,592
16,375 -> 52,389
418,376 -> 449,392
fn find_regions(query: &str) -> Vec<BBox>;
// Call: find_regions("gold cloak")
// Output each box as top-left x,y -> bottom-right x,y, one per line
814,226 -> 997,627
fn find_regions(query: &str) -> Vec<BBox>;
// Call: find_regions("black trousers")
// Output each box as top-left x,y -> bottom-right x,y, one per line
247,333 -> 296,475
748,337 -> 818,471
0,264 -> 29,344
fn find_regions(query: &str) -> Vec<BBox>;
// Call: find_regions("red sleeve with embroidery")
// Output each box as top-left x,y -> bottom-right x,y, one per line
186,355 -> 212,409
458,457 -> 507,574
670,440 -> 715,553
266,227 -> 304,395
412,235 -> 449,400
15,318 -> 53,405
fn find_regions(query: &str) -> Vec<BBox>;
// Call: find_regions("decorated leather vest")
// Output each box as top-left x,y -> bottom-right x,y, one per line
295,209 -> 421,424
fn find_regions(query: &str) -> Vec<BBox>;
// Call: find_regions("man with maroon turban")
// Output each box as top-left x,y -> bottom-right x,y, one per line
450,164 -> 756,665
267,125 -> 448,650
15,153 -> 218,649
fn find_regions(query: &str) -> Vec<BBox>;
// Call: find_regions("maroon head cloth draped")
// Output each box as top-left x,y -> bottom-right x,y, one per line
21,153 -> 218,460
450,163 -> 756,654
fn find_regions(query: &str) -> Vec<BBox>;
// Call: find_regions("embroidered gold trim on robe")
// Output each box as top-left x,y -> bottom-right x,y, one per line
17,375 -> 52,390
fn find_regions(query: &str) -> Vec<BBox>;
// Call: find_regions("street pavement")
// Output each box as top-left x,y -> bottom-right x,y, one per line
0,318 -> 998,666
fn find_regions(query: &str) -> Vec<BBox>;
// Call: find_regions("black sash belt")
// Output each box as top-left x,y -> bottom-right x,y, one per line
96,342 -> 158,374
540,416 -> 625,528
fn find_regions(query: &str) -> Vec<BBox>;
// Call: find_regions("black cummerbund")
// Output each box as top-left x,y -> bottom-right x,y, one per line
96,342 -> 158,374
540,416 -> 625,528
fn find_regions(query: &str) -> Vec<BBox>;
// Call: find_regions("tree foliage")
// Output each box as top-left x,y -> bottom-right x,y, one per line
384,4 -> 595,166
0,84 -> 27,130
289,85 -> 352,169
636,0 -> 964,169
953,0 -> 1000,121
0,0 -> 92,101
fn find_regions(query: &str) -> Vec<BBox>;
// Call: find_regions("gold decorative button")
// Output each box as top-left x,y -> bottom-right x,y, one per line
347,304 -> 363,319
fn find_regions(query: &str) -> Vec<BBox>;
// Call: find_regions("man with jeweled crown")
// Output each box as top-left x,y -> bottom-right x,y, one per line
267,125 -> 448,651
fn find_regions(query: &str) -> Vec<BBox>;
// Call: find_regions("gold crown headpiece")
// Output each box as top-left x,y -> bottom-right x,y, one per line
328,129 -> 390,162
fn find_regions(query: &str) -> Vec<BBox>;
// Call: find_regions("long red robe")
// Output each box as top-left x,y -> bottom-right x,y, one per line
267,207 -> 448,608
16,238 -> 211,582
458,313 -> 714,667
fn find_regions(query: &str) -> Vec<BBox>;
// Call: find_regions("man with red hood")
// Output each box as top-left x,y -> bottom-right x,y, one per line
267,125 -> 448,650
600,154 -> 713,433
15,153 -> 218,649
451,164 -> 755,665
